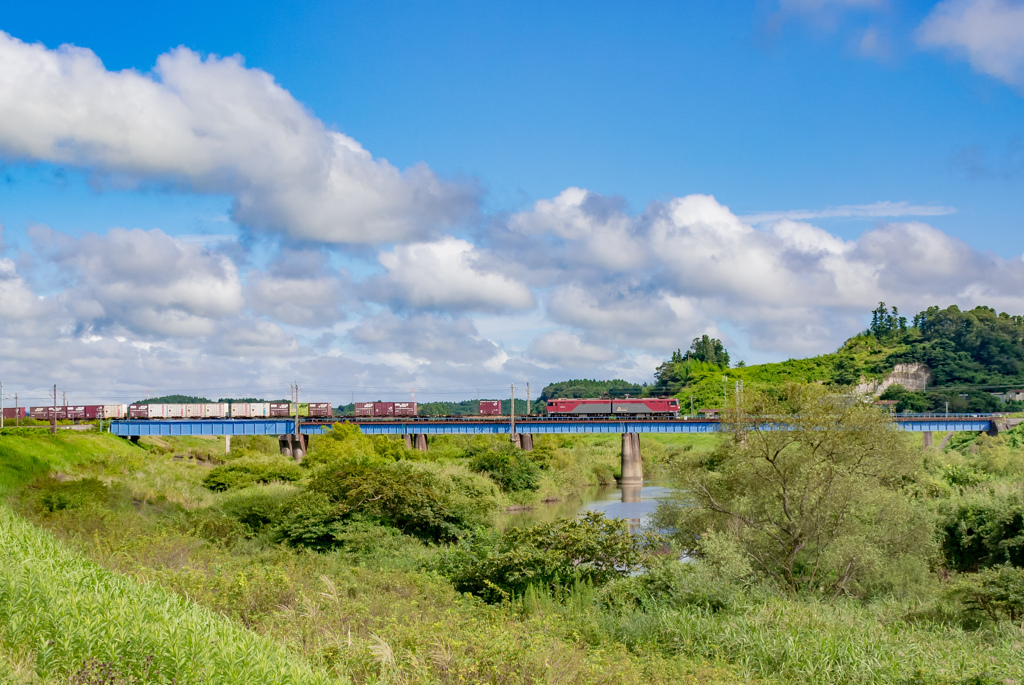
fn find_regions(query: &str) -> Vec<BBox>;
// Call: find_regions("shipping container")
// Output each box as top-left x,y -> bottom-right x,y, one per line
183,404 -> 204,419
268,402 -> 291,417
129,404 -> 150,419
29,406 -> 68,420
1,407 -> 26,420
83,405 -> 125,420
163,404 -> 184,419
308,402 -> 332,418
203,403 -> 230,418
63,406 -> 87,420
372,402 -> 395,417
478,400 -> 502,415
354,402 -> 374,417
393,401 -> 417,417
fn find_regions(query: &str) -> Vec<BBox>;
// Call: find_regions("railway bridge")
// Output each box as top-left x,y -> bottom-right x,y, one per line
109,415 -> 1006,486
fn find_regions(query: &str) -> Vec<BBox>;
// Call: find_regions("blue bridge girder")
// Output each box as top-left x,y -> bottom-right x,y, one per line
107,417 -> 996,437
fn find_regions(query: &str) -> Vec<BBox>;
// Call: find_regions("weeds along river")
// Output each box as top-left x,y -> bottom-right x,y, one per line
498,480 -> 674,530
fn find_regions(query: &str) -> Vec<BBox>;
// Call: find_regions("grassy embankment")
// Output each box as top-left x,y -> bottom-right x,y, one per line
3,428 -> 1023,683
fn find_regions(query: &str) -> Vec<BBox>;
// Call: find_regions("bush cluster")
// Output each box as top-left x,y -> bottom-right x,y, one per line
201,457 -> 304,492
435,511 -> 664,602
467,442 -> 541,492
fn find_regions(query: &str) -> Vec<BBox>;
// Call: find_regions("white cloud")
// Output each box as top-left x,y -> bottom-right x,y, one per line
375,238 -> 535,312
510,188 -> 647,271
39,227 -> 243,338
528,330 -> 619,365
917,0 -> 1024,89
741,200 -> 956,224
0,32 -> 476,243
246,249 -> 347,326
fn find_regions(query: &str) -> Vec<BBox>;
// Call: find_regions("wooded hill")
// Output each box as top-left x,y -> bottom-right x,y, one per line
659,304 -> 1024,413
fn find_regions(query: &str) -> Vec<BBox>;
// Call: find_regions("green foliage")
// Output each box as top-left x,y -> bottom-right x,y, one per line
435,511 -> 664,602
467,442 -> 541,492
939,493 -> 1024,571
654,337 -> 731,394
218,483 -> 300,533
657,384 -> 936,596
132,394 -> 212,404
34,477 -> 112,513
308,461 -> 498,542
949,565 -> 1024,624
0,505 -> 333,684
201,457 -> 303,492
601,531 -> 752,613
302,423 -> 419,468
539,378 -> 644,401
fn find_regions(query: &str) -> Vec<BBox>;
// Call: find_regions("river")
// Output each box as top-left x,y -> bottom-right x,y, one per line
499,480 -> 675,530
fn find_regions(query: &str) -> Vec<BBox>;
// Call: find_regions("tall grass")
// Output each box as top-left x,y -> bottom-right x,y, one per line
0,505 -> 340,684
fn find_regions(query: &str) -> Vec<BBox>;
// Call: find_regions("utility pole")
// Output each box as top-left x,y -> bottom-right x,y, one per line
509,383 -> 515,442
51,384 -> 57,435
14,393 -> 18,427
291,381 -> 300,438
1,380 -> 4,429
723,376 -> 727,412
526,383 -> 531,416
690,395 -> 694,417
62,389 -> 66,407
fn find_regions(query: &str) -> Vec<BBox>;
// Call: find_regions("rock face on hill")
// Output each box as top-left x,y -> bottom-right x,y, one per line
856,363 -> 932,396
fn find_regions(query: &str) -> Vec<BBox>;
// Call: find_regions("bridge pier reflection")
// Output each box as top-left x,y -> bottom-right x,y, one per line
620,432 -> 643,486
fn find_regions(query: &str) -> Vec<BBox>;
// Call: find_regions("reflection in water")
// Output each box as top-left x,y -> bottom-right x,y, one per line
499,480 -> 673,531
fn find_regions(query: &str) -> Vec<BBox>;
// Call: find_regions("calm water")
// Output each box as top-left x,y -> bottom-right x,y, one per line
499,480 -> 674,530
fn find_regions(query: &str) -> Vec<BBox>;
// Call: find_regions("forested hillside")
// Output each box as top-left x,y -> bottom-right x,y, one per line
660,304 -> 1024,413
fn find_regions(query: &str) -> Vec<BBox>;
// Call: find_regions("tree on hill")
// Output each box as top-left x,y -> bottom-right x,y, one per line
538,379 -> 643,401
652,336 -> 731,395
134,395 -> 212,404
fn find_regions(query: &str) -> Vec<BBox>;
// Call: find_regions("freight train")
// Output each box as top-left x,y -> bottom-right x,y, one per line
546,397 -> 680,418
24,402 -> 333,421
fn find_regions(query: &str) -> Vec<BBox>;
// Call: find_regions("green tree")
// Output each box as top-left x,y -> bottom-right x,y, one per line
655,384 -> 935,597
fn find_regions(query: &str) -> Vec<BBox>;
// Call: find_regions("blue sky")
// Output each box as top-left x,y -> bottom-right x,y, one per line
0,0 -> 1023,404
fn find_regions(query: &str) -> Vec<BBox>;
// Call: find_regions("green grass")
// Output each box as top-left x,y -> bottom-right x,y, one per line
0,431 -> 143,495
0,504 -> 338,684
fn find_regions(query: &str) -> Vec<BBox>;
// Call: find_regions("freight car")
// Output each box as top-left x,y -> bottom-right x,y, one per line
2,408 -> 27,420
125,402 -> 331,419
352,401 -> 418,417
478,400 -> 502,415
29,404 -> 128,420
546,397 -> 680,418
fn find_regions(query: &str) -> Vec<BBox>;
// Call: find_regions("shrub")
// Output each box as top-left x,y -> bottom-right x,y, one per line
275,491 -> 346,550
33,477 -> 112,513
219,483 -> 300,533
949,565 -> 1024,624
435,511 -> 665,602
201,457 -> 303,491
468,442 -> 540,492
939,493 -> 1024,571
308,461 -> 497,542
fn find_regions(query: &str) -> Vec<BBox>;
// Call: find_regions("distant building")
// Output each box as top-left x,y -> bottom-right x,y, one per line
991,390 -> 1024,403
698,408 -> 721,417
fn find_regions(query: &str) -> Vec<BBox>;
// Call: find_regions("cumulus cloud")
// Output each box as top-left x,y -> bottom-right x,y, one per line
34,227 -> 243,338
0,32 -> 476,243
246,249 -> 347,326
528,330 -> 619,365
508,190 -> 1024,354
374,238 -> 535,312
917,0 -> 1024,89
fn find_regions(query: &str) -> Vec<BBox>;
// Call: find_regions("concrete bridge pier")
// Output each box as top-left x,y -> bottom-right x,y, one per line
278,434 -> 307,461
922,431 -> 933,448
225,435 -> 231,454
620,432 -> 643,486
413,434 -> 428,452
402,434 -> 413,449
513,433 -> 534,451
